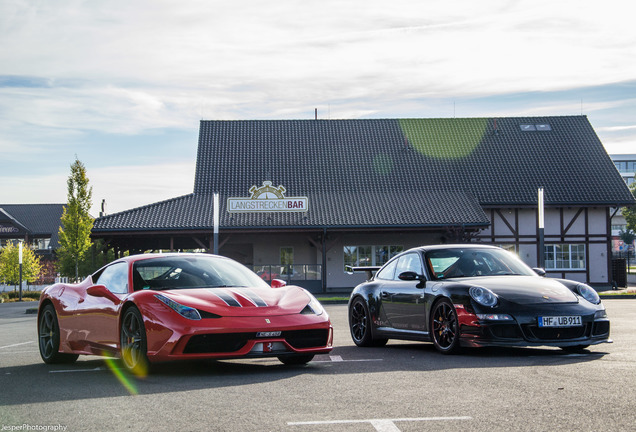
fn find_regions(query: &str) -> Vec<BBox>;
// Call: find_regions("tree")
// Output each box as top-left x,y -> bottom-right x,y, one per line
0,242 -> 42,287
57,157 -> 94,280
622,182 -> 636,235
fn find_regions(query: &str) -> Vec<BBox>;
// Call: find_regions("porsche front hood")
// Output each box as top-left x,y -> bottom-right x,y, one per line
157,286 -> 311,316
460,276 -> 579,305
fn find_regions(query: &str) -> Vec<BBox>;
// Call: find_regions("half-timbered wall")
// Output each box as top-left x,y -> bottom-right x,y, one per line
477,207 -> 611,284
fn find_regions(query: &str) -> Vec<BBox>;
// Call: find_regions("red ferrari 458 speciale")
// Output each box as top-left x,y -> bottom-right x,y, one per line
38,253 -> 333,374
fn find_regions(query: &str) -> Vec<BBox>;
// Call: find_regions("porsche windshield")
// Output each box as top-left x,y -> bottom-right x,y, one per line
426,248 -> 536,280
132,256 -> 270,291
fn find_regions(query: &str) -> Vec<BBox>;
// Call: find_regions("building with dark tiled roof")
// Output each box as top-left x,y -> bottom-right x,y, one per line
92,116 -> 635,291
0,204 -> 65,256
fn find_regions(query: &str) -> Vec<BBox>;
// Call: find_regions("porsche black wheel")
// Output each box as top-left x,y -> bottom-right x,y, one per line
38,304 -> 79,364
430,299 -> 461,354
278,354 -> 315,365
120,307 -> 150,375
349,297 -> 387,347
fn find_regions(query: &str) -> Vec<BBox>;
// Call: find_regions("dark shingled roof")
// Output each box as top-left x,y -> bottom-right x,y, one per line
0,204 -> 65,248
93,116 -> 635,232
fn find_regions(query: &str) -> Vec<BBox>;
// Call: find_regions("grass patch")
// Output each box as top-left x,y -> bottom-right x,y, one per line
316,296 -> 349,302
599,290 -> 636,297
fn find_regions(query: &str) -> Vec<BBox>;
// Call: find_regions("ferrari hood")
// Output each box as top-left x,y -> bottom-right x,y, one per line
459,276 -> 579,305
156,286 -> 311,316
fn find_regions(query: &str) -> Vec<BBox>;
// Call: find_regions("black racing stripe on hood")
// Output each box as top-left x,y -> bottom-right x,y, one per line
240,289 -> 268,307
213,290 -> 241,307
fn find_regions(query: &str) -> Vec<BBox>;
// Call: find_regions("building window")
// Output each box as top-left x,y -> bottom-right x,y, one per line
31,238 -> 50,250
544,244 -> 586,270
280,247 -> 294,266
344,245 -> 403,271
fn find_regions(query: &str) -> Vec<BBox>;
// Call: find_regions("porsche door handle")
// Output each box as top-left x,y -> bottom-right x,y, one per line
381,292 -> 390,299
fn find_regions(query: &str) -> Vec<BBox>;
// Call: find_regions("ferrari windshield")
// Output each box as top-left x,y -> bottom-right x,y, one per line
426,248 -> 537,280
132,255 -> 270,291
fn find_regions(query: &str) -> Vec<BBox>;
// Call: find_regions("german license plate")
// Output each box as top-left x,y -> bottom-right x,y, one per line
256,331 -> 281,338
538,316 -> 582,327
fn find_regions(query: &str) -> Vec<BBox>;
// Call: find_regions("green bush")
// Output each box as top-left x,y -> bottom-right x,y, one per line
0,290 -> 41,302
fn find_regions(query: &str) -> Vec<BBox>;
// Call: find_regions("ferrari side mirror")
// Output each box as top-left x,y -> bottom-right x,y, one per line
271,279 -> 287,288
87,285 -> 121,304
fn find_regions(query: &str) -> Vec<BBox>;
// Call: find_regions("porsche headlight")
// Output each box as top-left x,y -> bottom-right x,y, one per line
575,284 -> 601,305
469,286 -> 498,307
300,290 -> 325,315
155,294 -> 202,320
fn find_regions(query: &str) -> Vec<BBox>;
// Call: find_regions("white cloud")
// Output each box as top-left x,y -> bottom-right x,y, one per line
90,161 -> 196,215
2,0 -> 636,211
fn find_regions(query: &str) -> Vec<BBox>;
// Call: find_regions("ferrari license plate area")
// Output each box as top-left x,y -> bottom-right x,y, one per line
250,342 -> 287,353
538,316 -> 582,328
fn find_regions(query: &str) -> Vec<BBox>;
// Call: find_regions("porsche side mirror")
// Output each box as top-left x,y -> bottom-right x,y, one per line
271,279 -> 287,288
398,271 -> 418,281
398,271 -> 426,284
532,268 -> 546,277
87,285 -> 121,304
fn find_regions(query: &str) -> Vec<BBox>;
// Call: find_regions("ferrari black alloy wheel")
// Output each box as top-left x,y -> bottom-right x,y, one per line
349,297 -> 387,347
38,304 -> 79,364
430,299 -> 461,354
278,354 -> 315,365
120,307 -> 150,375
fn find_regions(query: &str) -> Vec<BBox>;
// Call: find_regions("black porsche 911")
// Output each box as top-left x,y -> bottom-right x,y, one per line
347,245 -> 611,354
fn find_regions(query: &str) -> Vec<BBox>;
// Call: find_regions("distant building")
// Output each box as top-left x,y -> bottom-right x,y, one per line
92,116 -> 635,291
0,204 -> 64,257
609,154 -> 636,253
611,154 -> 636,186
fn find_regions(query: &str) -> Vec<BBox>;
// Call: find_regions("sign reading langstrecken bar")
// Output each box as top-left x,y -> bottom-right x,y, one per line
227,181 -> 308,213
0,225 -> 19,234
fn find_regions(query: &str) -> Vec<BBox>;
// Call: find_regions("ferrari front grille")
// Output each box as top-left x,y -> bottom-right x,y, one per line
184,333 -> 250,354
282,329 -> 329,349
183,329 -> 330,354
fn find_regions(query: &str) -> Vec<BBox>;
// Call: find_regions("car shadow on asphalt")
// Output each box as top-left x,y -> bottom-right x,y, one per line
0,342 -> 609,407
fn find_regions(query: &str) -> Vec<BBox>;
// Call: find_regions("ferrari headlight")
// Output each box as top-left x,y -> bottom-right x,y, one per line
469,286 -> 498,307
575,284 -> 601,305
300,290 -> 324,315
155,294 -> 202,320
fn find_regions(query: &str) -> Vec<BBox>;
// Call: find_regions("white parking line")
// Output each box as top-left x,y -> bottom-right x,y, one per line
0,341 -> 34,350
288,416 -> 472,431
312,356 -> 383,363
50,367 -> 106,373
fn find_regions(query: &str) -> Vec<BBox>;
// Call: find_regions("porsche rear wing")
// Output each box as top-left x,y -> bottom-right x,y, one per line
345,265 -> 381,280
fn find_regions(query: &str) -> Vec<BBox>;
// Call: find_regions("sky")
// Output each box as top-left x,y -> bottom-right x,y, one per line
1,0 -> 635,216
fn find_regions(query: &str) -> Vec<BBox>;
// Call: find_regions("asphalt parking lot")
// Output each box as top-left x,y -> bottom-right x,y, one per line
1,300 -> 635,432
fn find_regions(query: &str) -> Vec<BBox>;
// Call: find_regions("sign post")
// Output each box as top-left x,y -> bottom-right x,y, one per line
213,192 -> 219,255
18,241 -> 23,302
538,187 -> 545,269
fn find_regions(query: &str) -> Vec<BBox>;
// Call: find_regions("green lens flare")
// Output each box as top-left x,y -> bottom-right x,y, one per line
399,118 -> 489,159
373,153 -> 394,175
103,356 -> 139,395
